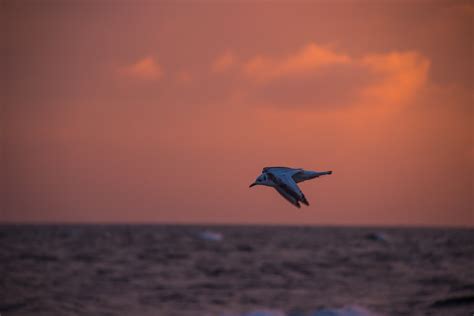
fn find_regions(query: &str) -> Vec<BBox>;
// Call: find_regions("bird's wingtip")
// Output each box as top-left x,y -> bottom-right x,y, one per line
301,195 -> 309,206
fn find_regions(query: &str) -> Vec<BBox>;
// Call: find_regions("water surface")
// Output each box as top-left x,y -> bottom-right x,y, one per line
1,225 -> 473,316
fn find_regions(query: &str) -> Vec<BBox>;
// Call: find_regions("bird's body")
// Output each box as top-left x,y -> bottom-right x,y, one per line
249,167 -> 332,208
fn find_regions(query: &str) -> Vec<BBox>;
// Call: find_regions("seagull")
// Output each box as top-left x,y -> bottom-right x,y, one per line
249,167 -> 332,208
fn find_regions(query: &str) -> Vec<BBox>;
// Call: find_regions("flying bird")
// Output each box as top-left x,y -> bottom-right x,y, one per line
249,167 -> 332,208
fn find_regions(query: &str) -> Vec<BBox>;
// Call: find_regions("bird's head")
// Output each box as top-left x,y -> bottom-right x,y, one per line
249,173 -> 272,188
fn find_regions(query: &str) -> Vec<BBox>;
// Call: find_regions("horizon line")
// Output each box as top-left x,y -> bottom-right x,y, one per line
0,220 -> 473,230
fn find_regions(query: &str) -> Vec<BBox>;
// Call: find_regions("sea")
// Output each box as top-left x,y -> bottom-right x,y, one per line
1,225 -> 473,316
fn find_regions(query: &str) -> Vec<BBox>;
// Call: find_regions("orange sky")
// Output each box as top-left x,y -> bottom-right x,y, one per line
2,1 -> 473,226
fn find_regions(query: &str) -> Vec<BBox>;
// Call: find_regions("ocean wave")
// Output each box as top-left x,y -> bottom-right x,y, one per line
221,305 -> 379,316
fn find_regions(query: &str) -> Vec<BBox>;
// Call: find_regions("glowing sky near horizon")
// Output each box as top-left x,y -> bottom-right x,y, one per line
2,1 -> 473,226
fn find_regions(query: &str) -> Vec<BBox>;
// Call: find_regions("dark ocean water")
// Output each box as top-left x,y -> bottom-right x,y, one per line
1,225 -> 473,316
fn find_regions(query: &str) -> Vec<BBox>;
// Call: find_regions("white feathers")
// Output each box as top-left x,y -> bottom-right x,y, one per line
249,166 -> 332,208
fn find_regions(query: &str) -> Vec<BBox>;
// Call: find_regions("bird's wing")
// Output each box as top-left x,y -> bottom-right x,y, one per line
273,186 -> 301,208
262,166 -> 302,175
267,170 -> 309,206
293,170 -> 318,183
293,170 -> 332,183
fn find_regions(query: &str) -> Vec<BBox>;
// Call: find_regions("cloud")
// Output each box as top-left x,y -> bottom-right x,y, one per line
361,51 -> 430,104
119,56 -> 163,80
243,43 -> 351,82
229,44 -> 430,111
247,63 -> 374,109
114,45 -> 430,113
212,51 -> 237,73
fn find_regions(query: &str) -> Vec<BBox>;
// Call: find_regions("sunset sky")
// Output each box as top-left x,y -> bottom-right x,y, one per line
2,1 -> 473,226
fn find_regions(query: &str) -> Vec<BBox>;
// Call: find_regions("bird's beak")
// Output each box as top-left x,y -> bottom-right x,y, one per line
249,182 -> 257,188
